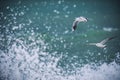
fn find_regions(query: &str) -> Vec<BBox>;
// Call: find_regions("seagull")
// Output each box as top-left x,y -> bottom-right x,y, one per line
88,36 -> 116,48
72,16 -> 88,31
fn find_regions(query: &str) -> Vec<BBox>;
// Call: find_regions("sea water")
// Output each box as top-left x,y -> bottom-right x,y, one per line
0,0 -> 120,80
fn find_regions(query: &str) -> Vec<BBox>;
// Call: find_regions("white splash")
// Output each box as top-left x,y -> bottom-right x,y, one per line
0,38 -> 120,80
103,27 -> 118,32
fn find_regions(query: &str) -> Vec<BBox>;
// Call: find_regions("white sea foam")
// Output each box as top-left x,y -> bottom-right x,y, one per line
0,39 -> 120,80
103,27 -> 118,32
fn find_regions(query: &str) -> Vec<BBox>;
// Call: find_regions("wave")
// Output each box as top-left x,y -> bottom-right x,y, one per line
0,38 -> 120,80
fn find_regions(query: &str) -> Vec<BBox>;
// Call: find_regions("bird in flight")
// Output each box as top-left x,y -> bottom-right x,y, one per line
72,16 -> 88,31
88,36 -> 116,48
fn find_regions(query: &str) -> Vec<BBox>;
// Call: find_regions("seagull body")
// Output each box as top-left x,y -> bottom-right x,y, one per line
88,36 -> 116,48
89,43 -> 106,48
72,16 -> 87,31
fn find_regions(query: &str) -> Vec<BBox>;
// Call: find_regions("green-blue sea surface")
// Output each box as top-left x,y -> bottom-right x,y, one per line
0,0 -> 120,80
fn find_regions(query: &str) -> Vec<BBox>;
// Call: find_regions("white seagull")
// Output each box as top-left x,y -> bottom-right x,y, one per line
88,36 -> 116,48
72,16 -> 88,31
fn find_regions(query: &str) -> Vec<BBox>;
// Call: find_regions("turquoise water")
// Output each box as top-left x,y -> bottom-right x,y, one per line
0,0 -> 120,80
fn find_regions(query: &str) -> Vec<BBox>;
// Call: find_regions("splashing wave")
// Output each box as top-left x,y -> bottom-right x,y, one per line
0,38 -> 120,80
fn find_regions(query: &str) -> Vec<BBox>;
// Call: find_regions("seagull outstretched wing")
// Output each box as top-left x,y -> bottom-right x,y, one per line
72,20 -> 79,31
100,36 -> 116,44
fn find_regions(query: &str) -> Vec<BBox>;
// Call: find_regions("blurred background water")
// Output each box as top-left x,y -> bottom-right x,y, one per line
0,0 -> 120,80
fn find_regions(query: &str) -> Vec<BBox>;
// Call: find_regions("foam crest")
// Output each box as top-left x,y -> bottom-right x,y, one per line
0,39 -> 120,80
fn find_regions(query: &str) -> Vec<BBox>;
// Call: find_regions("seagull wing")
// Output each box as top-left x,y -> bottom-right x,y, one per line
100,36 -> 116,44
88,43 -> 96,45
72,20 -> 79,31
